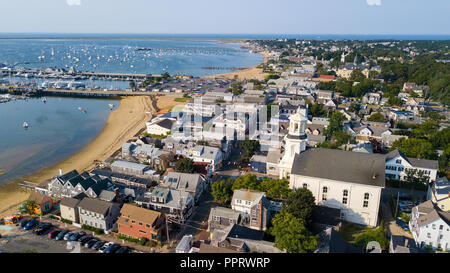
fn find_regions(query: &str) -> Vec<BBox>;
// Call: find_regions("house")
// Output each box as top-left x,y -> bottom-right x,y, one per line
146,118 -> 174,136
389,235 -> 422,253
47,170 -> 110,199
385,149 -> 438,183
382,134 -> 407,149
134,186 -> 194,223
190,145 -> 224,174
162,172 -> 205,203
337,63 -> 370,79
427,177 -> 450,212
362,92 -> 382,105
231,190 -> 272,231
60,196 -> 83,223
117,203 -> 165,242
208,207 -> 241,233
250,155 -> 267,173
77,197 -> 121,232
290,148 -> 386,226
211,224 -> 265,252
27,191 -> 53,215
90,169 -> 154,189
409,200 -> 450,251
110,160 -> 151,177
266,149 -> 281,176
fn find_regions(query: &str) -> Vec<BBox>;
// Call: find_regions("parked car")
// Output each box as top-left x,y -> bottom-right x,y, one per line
396,218 -> 409,230
85,238 -> 99,248
92,240 -> 106,250
19,219 -> 30,228
56,229 -> 69,240
48,229 -> 60,239
99,242 -> 114,253
78,235 -> 93,244
64,231 -> 75,241
23,219 -> 38,230
34,223 -> 52,235
104,244 -> 121,254
115,247 -> 131,254
68,232 -> 80,242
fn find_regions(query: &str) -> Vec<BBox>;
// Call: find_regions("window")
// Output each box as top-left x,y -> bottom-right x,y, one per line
343,190 -> 348,197
363,201 -> 369,208
132,220 -> 136,224
303,183 -> 308,189
322,195 -> 327,201
343,197 -> 348,204
323,187 -> 328,193
146,224 -> 150,228
139,222 -> 143,226
427,233 -> 431,238
364,193 -> 370,200
396,159 -> 402,164
432,224 -> 436,229
139,230 -> 146,234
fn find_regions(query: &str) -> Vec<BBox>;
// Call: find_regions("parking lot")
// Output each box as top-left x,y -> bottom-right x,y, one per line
0,226 -> 98,253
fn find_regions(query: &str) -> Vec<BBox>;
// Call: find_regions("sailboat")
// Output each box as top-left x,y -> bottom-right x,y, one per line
23,122 -> 29,129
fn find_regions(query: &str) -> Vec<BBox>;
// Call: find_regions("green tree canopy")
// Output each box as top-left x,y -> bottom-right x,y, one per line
270,211 -> 318,253
390,138 -> 438,160
211,179 -> 234,205
367,112 -> 387,123
283,188 -> 316,224
174,158 -> 196,173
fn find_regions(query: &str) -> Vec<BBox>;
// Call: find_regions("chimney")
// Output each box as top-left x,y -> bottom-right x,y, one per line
372,173 -> 378,180
59,169 -> 63,176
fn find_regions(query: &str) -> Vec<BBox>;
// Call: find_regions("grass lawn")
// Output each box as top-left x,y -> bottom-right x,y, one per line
339,222 -> 377,243
174,97 -> 193,103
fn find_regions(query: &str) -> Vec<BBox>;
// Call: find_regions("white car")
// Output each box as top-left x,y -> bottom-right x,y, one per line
98,241 -> 114,253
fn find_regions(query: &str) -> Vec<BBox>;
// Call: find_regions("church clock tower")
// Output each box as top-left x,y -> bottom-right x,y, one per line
278,107 -> 308,179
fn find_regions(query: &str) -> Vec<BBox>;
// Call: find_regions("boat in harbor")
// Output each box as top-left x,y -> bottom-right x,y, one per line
23,122 -> 29,129
108,104 -> 114,110
42,97 -> 47,103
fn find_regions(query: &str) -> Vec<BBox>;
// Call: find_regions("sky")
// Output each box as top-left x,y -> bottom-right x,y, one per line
0,0 -> 449,35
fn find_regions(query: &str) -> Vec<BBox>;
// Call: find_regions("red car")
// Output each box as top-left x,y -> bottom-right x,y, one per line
48,229 -> 60,239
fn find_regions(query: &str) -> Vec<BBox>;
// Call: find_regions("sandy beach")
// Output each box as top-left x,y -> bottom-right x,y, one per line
205,51 -> 270,81
0,95 -> 185,218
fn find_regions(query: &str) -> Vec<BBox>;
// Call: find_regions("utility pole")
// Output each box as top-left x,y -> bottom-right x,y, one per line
394,191 -> 400,218
165,215 -> 170,247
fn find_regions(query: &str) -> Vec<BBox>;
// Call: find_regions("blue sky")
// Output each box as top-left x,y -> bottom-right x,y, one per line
0,0 -> 449,34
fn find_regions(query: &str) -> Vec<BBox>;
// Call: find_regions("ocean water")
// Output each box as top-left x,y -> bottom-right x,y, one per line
0,97 -> 117,185
0,38 -> 263,77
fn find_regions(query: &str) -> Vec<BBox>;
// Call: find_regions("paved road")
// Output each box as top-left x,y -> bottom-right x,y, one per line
380,193 -> 414,239
169,189 -> 217,252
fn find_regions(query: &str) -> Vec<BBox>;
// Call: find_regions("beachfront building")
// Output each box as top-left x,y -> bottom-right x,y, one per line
146,118 -> 175,136
110,160 -> 151,177
289,148 -> 386,226
47,170 -> 111,199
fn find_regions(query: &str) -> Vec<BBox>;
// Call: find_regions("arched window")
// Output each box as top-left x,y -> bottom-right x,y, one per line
303,183 -> 308,189
343,190 -> 348,197
323,187 -> 328,193
364,193 -> 370,200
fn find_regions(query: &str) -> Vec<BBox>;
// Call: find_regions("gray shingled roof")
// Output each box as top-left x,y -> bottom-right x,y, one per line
77,197 -> 113,215
291,148 -> 386,187
386,149 -> 438,169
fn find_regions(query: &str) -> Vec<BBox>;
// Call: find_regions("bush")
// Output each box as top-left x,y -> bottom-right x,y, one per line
61,218 -> 73,225
354,221 -> 389,251
82,224 -> 104,235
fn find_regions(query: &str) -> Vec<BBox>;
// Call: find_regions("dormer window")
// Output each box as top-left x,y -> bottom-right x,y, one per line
396,159 -> 402,164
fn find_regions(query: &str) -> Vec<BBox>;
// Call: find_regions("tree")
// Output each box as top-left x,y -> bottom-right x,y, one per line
239,140 -> 260,158
283,188 -> 316,225
270,211 -> 318,253
129,80 -> 136,90
348,102 -> 361,114
211,179 -> 234,205
403,169 -> 431,196
324,111 -> 346,139
230,174 -> 291,199
19,200 -> 38,215
391,138 -> 438,160
174,158 -> 196,173
367,112 -> 387,123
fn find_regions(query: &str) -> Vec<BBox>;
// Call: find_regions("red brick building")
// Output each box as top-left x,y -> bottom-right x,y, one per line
117,204 -> 165,242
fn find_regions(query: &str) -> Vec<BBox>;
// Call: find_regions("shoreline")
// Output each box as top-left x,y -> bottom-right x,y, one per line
204,50 -> 270,81
0,95 -> 184,218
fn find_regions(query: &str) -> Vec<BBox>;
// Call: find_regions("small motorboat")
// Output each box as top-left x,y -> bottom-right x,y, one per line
23,122 -> 29,129
108,104 -> 114,110
42,97 -> 47,103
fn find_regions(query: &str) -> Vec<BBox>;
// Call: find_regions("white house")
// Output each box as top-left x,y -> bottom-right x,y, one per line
146,118 -> 175,136
290,148 -> 386,226
385,149 -> 438,183
190,145 -> 224,173
409,200 -> 450,251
